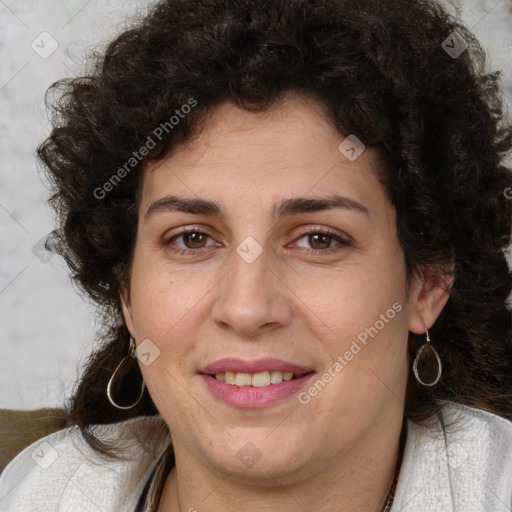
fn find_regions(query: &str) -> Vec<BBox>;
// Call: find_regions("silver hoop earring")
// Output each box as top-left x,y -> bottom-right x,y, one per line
413,329 -> 442,386
106,336 -> 146,410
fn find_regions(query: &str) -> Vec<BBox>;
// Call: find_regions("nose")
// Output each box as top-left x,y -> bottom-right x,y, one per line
211,244 -> 293,338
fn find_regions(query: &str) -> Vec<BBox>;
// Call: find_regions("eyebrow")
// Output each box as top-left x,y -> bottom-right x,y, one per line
145,194 -> 370,220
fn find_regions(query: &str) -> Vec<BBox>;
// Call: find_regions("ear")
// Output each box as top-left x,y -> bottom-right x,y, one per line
408,266 -> 454,333
119,285 -> 136,338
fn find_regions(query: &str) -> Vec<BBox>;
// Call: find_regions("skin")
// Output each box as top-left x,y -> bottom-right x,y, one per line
120,93 -> 451,512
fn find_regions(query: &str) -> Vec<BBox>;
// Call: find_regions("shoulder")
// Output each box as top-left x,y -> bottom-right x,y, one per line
431,400 -> 512,450
432,400 -> 512,470
393,400 -> 512,512
0,414 -> 170,512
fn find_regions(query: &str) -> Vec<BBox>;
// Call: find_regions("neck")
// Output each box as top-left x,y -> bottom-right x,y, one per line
158,418 -> 407,512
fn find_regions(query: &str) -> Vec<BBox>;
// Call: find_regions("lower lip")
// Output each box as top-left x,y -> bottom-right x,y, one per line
200,373 -> 316,408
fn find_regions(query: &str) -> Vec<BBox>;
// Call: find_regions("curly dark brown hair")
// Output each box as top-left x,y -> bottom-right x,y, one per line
37,0 -> 512,459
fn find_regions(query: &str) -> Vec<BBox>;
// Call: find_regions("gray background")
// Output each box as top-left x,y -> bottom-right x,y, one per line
1,0 -> 512,410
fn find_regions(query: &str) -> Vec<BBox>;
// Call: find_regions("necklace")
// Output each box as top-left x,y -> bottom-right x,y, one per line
174,473 -> 397,512
381,426 -> 404,512
381,476 -> 397,512
173,479 -> 397,512
381,416 -> 407,512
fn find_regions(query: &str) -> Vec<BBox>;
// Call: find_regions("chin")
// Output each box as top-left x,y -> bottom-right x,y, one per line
197,430 -> 314,483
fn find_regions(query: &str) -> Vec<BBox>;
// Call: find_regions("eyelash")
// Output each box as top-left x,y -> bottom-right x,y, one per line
164,227 -> 351,256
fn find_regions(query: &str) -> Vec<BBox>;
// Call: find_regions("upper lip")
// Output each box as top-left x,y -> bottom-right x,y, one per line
200,357 -> 314,376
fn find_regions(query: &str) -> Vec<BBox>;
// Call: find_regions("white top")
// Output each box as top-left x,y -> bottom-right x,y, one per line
0,400 -> 511,511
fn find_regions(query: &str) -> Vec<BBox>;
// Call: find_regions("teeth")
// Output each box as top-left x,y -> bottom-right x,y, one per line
271,370 -> 287,384
214,370 -> 295,386
235,372 -> 253,386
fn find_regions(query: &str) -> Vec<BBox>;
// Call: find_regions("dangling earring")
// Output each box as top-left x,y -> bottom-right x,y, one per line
413,329 -> 442,386
106,336 -> 146,409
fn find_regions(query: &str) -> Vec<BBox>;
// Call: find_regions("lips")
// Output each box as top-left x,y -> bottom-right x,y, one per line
199,357 -> 314,376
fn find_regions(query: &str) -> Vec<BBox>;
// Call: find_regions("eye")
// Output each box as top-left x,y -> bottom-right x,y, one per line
293,229 -> 351,253
165,229 -> 217,254
163,227 -> 351,256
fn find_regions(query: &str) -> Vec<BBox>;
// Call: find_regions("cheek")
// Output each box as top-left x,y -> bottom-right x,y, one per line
295,257 -> 409,388
296,259 -> 405,339
128,256 -> 208,340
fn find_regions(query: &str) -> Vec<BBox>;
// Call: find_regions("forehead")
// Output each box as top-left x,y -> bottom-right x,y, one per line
139,96 -> 389,217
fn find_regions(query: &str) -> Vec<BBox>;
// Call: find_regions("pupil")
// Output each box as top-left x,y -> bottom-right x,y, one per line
310,233 -> 330,249
185,232 -> 205,248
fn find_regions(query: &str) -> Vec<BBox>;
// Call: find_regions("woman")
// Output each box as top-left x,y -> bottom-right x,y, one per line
1,0 -> 512,510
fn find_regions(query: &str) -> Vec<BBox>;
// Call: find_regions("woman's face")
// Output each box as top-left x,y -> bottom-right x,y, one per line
121,95 -> 447,484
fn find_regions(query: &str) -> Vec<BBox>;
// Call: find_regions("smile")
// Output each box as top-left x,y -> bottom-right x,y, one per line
213,370 -> 297,386
200,372 -> 316,408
